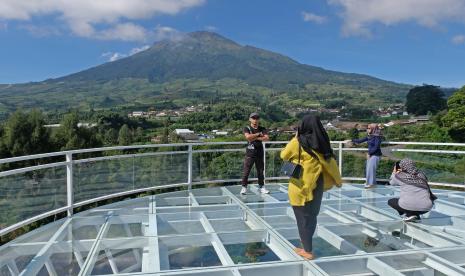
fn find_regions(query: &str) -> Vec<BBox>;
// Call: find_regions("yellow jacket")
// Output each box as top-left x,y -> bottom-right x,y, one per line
280,137 -> 342,206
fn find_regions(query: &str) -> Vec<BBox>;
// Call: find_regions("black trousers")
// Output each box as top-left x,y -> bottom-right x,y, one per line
292,175 -> 324,252
241,155 -> 265,187
388,198 -> 428,218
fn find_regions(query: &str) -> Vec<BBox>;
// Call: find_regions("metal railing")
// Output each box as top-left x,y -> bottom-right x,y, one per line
0,141 -> 464,238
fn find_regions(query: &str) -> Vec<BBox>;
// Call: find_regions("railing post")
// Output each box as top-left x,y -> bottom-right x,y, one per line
263,142 -> 267,183
66,153 -> 73,217
187,145 -> 193,191
338,142 -> 343,175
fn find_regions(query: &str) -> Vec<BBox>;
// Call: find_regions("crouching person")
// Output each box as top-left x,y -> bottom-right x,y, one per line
388,158 -> 434,222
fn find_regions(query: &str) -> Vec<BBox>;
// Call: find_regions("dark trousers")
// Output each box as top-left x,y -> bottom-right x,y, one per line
292,175 -> 324,252
241,155 -> 264,187
388,198 -> 428,219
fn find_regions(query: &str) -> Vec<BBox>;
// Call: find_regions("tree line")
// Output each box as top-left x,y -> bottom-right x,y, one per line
0,84 -> 464,161
0,110 -> 152,162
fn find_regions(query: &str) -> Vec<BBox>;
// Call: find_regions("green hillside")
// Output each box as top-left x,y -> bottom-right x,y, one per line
0,31 -> 411,118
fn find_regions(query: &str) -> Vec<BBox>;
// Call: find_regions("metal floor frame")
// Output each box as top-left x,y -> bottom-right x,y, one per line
3,183 -> 465,276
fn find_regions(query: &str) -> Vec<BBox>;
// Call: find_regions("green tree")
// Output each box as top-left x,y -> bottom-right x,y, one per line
134,127 -> 144,143
349,128 -> 359,140
406,85 -> 447,115
54,113 -> 100,150
442,86 -> 465,142
118,124 -> 132,146
345,106 -> 373,120
2,110 -> 51,157
161,119 -> 170,143
103,128 -> 118,145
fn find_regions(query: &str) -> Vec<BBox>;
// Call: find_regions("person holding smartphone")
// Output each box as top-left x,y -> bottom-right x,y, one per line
388,158 -> 433,222
280,115 -> 342,260
349,123 -> 383,188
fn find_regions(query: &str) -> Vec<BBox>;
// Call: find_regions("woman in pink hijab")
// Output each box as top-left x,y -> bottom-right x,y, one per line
351,124 -> 383,188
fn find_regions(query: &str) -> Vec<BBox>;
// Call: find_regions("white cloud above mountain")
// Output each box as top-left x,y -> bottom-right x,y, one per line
0,0 -> 205,41
102,44 -> 151,62
18,24 -> 62,37
328,0 -> 465,37
130,45 -> 150,55
153,25 -> 185,41
452,35 -> 465,45
302,12 -> 327,24
204,25 -> 218,31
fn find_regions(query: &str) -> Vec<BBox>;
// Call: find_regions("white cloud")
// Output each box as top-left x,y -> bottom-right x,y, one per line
205,25 -> 218,31
302,11 -> 327,24
153,25 -> 185,41
452,35 -> 465,45
99,23 -> 148,41
109,53 -> 125,62
102,44 -> 150,62
0,0 -> 205,41
328,0 -> 465,37
18,24 -> 61,37
130,45 -> 150,55
102,52 -> 126,62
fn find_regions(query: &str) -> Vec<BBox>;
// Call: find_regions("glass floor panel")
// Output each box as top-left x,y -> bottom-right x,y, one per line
3,183 -> 465,275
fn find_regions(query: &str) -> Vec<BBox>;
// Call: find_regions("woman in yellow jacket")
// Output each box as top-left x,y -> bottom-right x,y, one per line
280,115 -> 342,260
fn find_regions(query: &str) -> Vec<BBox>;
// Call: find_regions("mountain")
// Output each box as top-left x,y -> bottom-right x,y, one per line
57,31 -> 403,88
0,31 -> 411,118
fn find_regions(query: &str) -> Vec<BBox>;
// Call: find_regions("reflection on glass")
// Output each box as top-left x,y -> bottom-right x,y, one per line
289,238 -> 342,258
225,242 -> 280,264
168,246 -> 221,270
49,252 -> 88,275
92,250 -> 114,275
392,230 -> 430,248
106,223 -> 142,238
91,248 -> 142,275
341,234 -> 398,253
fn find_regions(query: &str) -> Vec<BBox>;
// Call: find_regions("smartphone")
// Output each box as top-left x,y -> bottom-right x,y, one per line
395,161 -> 400,171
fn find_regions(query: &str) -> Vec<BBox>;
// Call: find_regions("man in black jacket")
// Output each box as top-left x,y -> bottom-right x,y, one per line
241,112 -> 270,195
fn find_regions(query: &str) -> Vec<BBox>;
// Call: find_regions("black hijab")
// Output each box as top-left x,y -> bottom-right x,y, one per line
297,115 -> 334,161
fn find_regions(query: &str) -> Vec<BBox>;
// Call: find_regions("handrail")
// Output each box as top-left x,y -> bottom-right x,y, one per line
0,141 -> 464,238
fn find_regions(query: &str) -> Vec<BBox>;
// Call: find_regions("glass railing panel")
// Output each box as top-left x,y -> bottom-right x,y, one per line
73,157 -> 134,203
264,148 -> 282,178
390,151 -> 464,185
341,150 -> 398,181
133,153 -> 188,189
0,165 -> 66,231
192,151 -> 249,182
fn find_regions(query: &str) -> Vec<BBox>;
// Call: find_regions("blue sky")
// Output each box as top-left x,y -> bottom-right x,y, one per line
0,0 -> 464,87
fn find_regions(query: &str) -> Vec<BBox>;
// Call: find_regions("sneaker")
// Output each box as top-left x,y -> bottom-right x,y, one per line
403,215 -> 419,222
364,185 -> 375,189
259,187 -> 270,194
240,187 -> 247,195
391,230 -> 401,237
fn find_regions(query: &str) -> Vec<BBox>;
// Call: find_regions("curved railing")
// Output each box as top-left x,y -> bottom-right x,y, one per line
1,141 -> 464,238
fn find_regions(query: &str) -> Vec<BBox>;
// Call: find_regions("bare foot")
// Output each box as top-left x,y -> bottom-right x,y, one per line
294,247 -> 305,254
296,250 -> 315,260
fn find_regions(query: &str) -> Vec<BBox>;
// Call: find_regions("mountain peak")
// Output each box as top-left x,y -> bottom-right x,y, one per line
188,31 -> 224,39
186,31 -> 240,46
